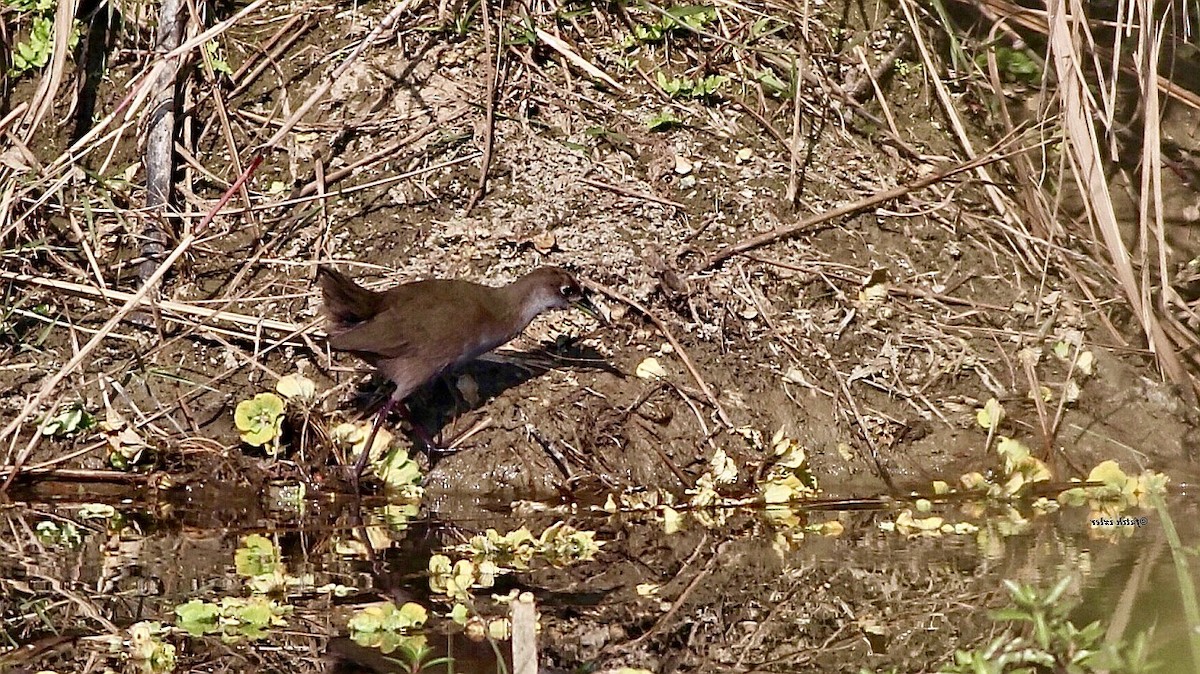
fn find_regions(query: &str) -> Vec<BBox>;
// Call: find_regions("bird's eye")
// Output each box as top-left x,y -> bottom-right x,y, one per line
560,285 -> 574,297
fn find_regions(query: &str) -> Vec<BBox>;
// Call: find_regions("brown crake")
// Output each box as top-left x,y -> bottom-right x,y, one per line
316,264 -> 598,484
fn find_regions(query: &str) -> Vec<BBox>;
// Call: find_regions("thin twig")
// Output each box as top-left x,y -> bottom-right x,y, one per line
261,0 -> 427,149
702,137 -> 1037,270
585,280 -> 734,429
534,28 -> 625,92
626,537 -> 719,648
0,270 -> 318,340
580,177 -> 687,210
465,0 -> 500,214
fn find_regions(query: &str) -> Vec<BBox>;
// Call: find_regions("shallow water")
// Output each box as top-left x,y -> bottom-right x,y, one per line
1,481 -> 1196,673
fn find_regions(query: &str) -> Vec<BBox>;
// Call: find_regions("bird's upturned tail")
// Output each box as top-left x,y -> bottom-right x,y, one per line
316,265 -> 383,329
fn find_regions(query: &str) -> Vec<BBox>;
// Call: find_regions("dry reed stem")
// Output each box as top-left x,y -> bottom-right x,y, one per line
226,14 -> 313,99
534,27 -> 625,91
511,593 -> 538,674
980,18 -> 1061,244
784,50 -> 805,206
972,0 -> 1200,113
464,0 -> 500,215
17,0 -> 273,186
0,102 -> 29,135
140,0 -> 185,285
580,177 -> 687,210
187,0 -> 251,210
1046,0 -> 1188,394
852,45 -> 900,139
15,0 -> 79,142
1133,8 -> 1170,357
899,0 -> 1040,273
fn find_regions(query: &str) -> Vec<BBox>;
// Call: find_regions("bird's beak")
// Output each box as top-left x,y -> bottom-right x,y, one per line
572,295 -> 606,324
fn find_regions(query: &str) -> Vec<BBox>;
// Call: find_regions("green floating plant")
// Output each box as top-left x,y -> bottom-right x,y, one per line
174,596 -> 291,641
234,534 -> 280,579
234,533 -> 312,595
377,447 -> 423,494
234,393 -> 284,449
35,520 -> 81,548
427,523 -> 604,606
348,601 -> 428,654
127,621 -> 176,674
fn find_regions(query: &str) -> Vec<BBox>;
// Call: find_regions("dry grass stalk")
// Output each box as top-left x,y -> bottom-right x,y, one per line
900,0 -> 1043,273
703,136 -> 1038,270
0,270 -> 317,340
0,156 -> 263,491
534,27 -> 625,91
15,0 -> 79,142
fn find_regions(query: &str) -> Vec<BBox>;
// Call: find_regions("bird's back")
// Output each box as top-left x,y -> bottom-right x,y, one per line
326,277 -> 513,367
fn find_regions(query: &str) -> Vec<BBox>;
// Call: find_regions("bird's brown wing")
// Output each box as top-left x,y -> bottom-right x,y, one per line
327,280 -> 507,364
326,309 -> 416,360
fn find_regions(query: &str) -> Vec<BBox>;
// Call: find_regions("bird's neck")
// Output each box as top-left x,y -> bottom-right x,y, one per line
498,273 -> 556,334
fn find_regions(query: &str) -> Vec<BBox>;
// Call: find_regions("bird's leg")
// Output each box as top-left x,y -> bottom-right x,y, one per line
395,402 -> 438,450
352,395 -> 458,489
395,401 -> 459,460
352,395 -> 398,486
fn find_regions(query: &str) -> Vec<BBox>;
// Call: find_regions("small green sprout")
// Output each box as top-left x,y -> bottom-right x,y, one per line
754,67 -> 791,98
624,5 -> 717,45
655,70 -> 726,99
503,16 -> 536,46
234,534 -> 280,579
646,110 -> 683,131
174,599 -> 220,636
204,39 -> 233,76
9,13 -> 82,76
942,578 -> 1154,673
976,45 -> 1041,83
39,401 -> 95,437
100,410 -> 151,469
976,397 -> 1005,430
